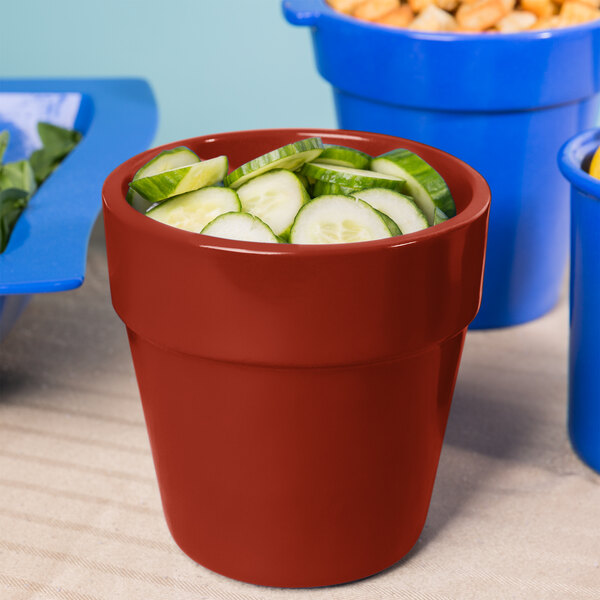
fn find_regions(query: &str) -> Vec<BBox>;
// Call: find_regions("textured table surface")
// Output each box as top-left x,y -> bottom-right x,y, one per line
1,218 -> 599,600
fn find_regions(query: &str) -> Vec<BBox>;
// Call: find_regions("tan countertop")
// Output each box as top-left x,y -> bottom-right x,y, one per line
1,218 -> 599,600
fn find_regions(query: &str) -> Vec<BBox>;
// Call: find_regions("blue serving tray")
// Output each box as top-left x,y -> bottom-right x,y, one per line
0,78 -> 157,339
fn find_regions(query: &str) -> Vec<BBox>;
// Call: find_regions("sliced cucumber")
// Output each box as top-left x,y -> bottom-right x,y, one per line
146,186 -> 240,233
224,138 -> 324,189
351,188 -> 428,235
433,207 -> 449,225
371,149 -> 455,224
301,162 -> 405,193
374,209 -> 401,236
311,179 -> 359,197
318,145 -> 371,170
129,155 -> 228,203
134,146 -> 200,179
289,195 -> 393,245
296,172 -> 311,191
237,169 -> 309,238
201,212 -> 279,243
127,146 -> 201,213
126,189 -> 153,213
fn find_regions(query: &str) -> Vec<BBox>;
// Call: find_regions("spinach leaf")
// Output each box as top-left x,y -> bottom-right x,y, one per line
0,130 -> 8,163
37,122 -> 81,160
0,188 -> 29,252
30,123 -> 82,185
29,148 -> 60,185
0,122 -> 80,252
0,160 -> 37,196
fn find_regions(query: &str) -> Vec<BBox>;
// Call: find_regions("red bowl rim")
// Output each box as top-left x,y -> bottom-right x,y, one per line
102,127 -> 491,256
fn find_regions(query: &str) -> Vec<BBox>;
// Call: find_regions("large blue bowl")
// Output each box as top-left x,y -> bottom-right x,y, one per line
0,79 -> 157,340
559,128 -> 600,473
283,0 -> 600,328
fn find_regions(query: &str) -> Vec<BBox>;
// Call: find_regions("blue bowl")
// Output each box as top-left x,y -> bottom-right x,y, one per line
0,79 -> 157,340
283,0 -> 600,328
559,128 -> 600,473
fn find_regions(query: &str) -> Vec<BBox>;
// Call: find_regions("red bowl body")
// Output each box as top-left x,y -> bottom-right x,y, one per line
102,128 -> 490,587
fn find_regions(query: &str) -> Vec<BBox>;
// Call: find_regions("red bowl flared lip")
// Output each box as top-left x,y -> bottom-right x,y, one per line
102,127 -> 491,255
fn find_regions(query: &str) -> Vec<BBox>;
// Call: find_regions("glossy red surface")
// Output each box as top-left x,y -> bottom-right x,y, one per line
102,128 -> 490,587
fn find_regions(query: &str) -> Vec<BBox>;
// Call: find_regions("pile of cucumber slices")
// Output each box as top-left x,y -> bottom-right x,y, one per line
127,137 -> 456,245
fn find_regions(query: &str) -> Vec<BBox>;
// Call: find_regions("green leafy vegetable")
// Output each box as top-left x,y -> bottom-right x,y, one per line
0,123 -> 81,253
30,122 -> 82,185
0,160 -> 37,196
0,188 -> 29,252
0,131 -> 8,163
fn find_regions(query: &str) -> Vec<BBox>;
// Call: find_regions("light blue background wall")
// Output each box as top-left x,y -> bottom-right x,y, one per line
1,0 -> 335,146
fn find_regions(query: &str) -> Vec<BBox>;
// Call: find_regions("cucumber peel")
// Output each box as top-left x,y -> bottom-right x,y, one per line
224,138 -> 324,189
127,146 -> 201,213
433,207 -> 449,225
133,146 -> 200,179
147,186 -> 240,233
371,149 -> 455,224
129,155 -> 228,203
373,209 -> 401,236
318,145 -> 371,169
352,188 -> 428,235
301,162 -> 405,193
311,179 -> 359,197
202,212 -> 279,243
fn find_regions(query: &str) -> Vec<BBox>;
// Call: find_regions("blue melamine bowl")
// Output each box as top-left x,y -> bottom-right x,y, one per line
283,0 -> 600,328
0,79 -> 157,340
559,128 -> 600,473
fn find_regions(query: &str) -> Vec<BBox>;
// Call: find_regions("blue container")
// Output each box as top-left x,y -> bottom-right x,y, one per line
559,128 -> 600,473
283,0 -> 600,328
0,79 -> 157,340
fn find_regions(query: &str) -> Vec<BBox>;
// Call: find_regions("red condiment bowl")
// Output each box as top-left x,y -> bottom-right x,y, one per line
102,128 -> 490,587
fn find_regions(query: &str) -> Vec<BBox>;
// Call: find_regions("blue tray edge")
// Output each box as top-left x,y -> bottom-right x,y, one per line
0,78 -> 158,294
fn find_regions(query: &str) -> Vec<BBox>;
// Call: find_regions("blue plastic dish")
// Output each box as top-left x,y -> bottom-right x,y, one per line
0,79 -> 157,340
558,128 -> 600,473
283,0 -> 600,328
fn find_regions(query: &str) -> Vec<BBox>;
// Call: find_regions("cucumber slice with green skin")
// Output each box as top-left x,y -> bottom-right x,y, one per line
236,169 -> 310,238
129,155 -> 228,203
296,172 -> 311,191
300,162 -> 405,193
311,179 -> 359,198
127,146 -> 201,213
127,189 -> 153,213
371,149 -> 455,225
146,186 -> 240,233
289,195 -> 393,245
318,145 -> 371,170
351,188 -> 428,235
224,138 -> 324,189
374,209 -> 401,236
134,146 -> 200,179
433,207 -> 449,225
201,212 -> 279,243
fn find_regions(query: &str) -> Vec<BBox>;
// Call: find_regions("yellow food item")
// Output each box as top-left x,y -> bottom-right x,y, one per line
377,5 -> 416,25
409,0 -> 435,12
353,0 -> 400,20
328,0 -> 365,11
411,4 -> 458,28
589,146 -> 600,180
521,0 -> 558,17
327,0 -> 600,30
496,8 -> 539,29
436,0 -> 461,11
456,0 -> 511,31
558,0 -> 600,25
